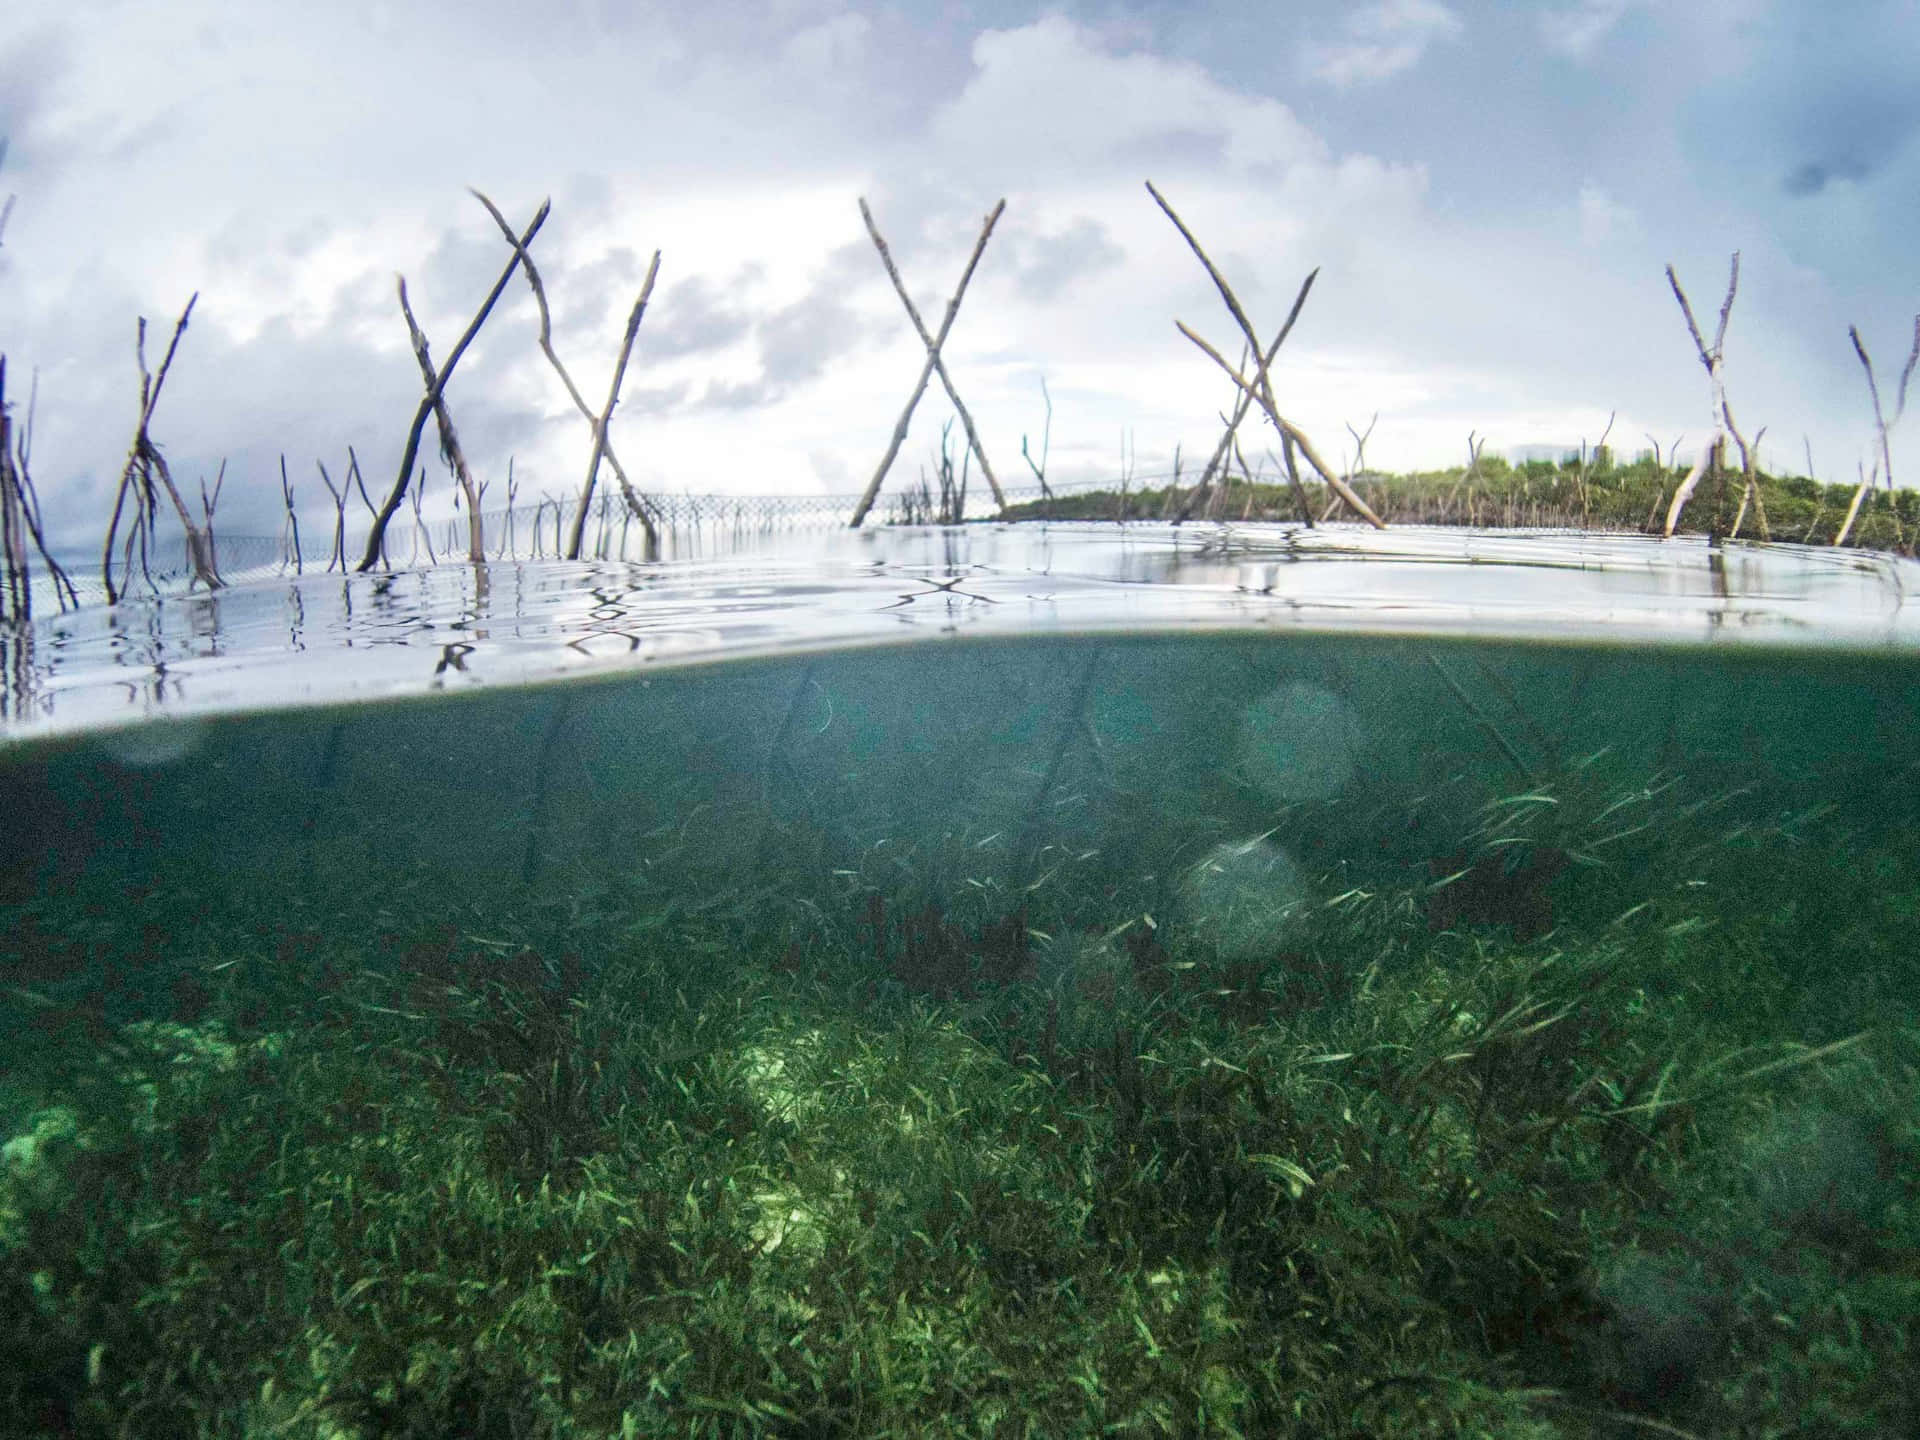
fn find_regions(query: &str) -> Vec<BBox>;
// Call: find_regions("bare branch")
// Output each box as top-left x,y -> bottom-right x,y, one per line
1850,324 -> 1898,497
471,187 -> 660,548
0,357 -> 28,623
1188,263 -> 1324,524
567,249 -> 660,559
397,274 -> 484,561
316,458 -> 347,572
359,198 -> 550,571
1662,258 -> 1742,538
1146,180 -> 1265,367
1148,180 -> 1379,529
0,136 -> 13,251
855,197 -> 1008,523
277,455 -> 302,575
0,360 -> 76,613
1712,252 -> 1739,352
1836,459 -> 1875,547
1020,374 -> 1053,503
102,295 -> 219,599
851,197 -> 1006,527
1897,314 -> 1920,424
1176,319 -> 1384,526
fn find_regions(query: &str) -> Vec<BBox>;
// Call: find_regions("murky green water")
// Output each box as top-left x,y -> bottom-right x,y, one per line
2,526 -> 1917,1436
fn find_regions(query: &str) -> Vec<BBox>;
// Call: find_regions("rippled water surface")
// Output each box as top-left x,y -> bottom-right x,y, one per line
5,522 -> 1916,738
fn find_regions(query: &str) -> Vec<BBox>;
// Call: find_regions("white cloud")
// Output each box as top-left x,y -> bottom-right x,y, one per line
781,13 -> 874,83
1577,181 -> 1641,245
1539,1 -> 1639,60
1308,0 -> 1464,89
933,16 -> 1324,178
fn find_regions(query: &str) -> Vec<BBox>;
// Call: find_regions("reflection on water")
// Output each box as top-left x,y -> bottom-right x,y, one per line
3,523 -> 1915,740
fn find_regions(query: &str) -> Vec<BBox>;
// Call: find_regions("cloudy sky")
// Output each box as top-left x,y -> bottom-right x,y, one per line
2,0 -> 1917,546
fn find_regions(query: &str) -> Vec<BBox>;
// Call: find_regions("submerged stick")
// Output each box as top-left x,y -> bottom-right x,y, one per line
1425,653 -> 1534,784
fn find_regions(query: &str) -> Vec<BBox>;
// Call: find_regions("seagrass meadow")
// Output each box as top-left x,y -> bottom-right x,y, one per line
2,630 -> 1917,1438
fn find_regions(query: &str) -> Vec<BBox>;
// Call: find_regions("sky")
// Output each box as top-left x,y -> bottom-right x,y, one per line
2,0 -> 1918,547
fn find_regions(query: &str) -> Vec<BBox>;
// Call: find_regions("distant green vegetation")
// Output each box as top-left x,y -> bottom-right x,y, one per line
3,764 -> 1916,1437
1004,452 -> 1920,552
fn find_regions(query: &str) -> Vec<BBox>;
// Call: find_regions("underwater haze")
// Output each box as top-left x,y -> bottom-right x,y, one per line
2,523 -> 1918,1438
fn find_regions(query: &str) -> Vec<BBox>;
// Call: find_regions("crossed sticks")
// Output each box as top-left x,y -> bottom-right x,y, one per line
471,188 -> 661,559
1148,181 -> 1385,530
357,194 -> 665,570
101,295 -> 223,600
850,198 -> 1009,528
359,199 -> 551,571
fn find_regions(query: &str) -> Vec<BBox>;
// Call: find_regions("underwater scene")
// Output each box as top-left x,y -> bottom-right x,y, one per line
3,600 -> 1919,1435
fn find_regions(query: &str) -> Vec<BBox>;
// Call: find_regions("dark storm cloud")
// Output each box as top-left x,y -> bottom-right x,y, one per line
1782,157 -> 1871,199
1684,3 -> 1920,232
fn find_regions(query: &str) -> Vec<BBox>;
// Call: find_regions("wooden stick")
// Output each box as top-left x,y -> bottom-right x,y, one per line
0,359 -> 26,623
1835,459 -> 1874,547
1020,374 -> 1054,505
0,139 -> 13,252
358,199 -> 550,571
1146,181 -> 1383,529
470,189 -> 662,553
199,458 -> 225,578
850,198 -> 1006,527
397,276 -> 485,562
859,197 -> 1008,516
1662,256 -> 1740,538
1177,270 -> 1321,524
102,295 -> 219,599
315,459 -> 346,572
1426,653 -> 1533,784
1850,317 -> 1920,502
276,455 -> 302,574
1176,321 -> 1385,526
0,362 -> 76,612
567,250 -> 659,559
